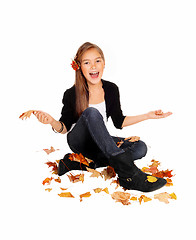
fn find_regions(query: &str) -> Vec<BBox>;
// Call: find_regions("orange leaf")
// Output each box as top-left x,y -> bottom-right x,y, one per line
86,167 -> 102,178
138,195 -> 152,204
42,177 -> 53,185
54,177 -> 61,183
60,187 -> 68,191
19,110 -> 35,120
69,153 -> 91,166
101,166 -> 116,180
102,187 -> 109,194
166,178 -> 173,187
58,192 -> 75,198
80,192 -> 91,202
67,173 -> 84,183
43,146 -> 59,155
45,188 -> 52,192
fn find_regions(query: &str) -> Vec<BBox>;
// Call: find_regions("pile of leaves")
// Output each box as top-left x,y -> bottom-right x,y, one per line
42,147 -> 177,205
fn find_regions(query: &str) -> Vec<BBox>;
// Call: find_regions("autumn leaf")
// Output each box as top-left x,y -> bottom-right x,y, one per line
94,188 -> 102,193
69,153 -> 92,166
67,173 -> 84,183
80,192 -> 91,202
170,192 -> 177,200
58,192 -> 75,198
45,161 -> 58,174
166,178 -> 173,187
19,110 -> 35,120
130,196 -> 137,201
54,177 -> 61,183
60,187 -> 68,191
146,176 -> 158,183
43,146 -> 59,155
45,188 -> 52,192
42,177 -> 53,185
138,195 -> 152,204
111,191 -> 131,205
154,192 -> 172,204
124,136 -> 140,142
101,166 -> 116,180
102,187 -> 109,194
86,167 -> 102,178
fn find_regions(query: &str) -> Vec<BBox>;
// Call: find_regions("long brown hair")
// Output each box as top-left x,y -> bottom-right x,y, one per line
74,42 -> 105,117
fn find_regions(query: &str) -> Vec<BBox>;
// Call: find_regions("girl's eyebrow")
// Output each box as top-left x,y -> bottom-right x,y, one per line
82,57 -> 102,62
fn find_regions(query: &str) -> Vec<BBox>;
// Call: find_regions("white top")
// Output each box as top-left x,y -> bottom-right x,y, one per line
89,101 -> 107,125
69,101 -> 107,132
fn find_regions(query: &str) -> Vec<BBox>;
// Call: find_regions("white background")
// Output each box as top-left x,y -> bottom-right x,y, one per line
1,0 -> 195,239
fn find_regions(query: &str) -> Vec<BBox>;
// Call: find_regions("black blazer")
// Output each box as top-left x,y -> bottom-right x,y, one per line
59,79 -> 126,131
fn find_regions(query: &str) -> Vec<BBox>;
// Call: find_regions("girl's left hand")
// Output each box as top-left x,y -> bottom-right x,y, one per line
147,110 -> 173,119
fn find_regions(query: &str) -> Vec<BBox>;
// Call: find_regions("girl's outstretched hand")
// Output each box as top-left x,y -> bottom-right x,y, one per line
34,111 -> 55,124
147,110 -> 173,119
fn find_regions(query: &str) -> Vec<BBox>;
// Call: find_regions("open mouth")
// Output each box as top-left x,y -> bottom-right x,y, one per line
89,72 -> 99,79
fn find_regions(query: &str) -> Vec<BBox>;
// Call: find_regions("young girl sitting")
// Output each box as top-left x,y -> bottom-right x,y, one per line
34,42 -> 172,192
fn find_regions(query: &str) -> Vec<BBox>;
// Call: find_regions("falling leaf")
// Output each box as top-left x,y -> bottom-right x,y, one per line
111,191 -> 131,205
138,195 -> 152,204
170,192 -> 177,200
146,176 -> 158,183
58,192 -> 75,198
80,192 -> 91,202
19,110 -> 35,120
43,146 -> 59,155
86,167 -> 102,178
45,188 -> 52,192
101,166 -> 116,180
42,177 -> 53,185
154,192 -> 172,204
67,173 -> 84,183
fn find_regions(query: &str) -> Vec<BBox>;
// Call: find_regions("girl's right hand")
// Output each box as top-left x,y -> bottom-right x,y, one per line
34,111 -> 54,125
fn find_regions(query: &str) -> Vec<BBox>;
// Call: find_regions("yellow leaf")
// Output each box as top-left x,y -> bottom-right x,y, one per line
130,196 -> 137,201
94,188 -> 102,193
45,188 -> 52,192
102,187 -> 109,194
170,192 -> 177,200
80,192 -> 91,202
147,175 -> 158,183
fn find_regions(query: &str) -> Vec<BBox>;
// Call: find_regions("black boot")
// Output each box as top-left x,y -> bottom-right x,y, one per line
58,153 -> 96,176
109,149 -> 167,192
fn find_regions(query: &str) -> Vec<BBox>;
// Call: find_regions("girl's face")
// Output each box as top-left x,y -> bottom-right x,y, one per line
81,48 -> 105,86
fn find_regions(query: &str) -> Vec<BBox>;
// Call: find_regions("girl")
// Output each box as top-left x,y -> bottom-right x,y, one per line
35,42 -> 172,192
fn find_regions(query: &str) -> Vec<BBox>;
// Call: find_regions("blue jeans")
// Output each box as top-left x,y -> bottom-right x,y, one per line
67,107 -> 147,168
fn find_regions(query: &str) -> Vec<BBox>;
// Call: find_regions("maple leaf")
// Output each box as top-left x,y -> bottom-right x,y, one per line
45,161 -> 58,174
86,167 -> 102,178
138,195 -> 152,204
43,146 -> 59,155
58,192 -> 75,198
146,175 -> 158,183
166,178 -> 173,187
54,177 -> 61,183
80,192 -> 91,202
42,177 -> 53,185
69,153 -> 92,167
67,173 -> 84,183
111,191 -> 131,205
19,110 -> 35,120
154,192 -> 172,204
101,166 -> 116,180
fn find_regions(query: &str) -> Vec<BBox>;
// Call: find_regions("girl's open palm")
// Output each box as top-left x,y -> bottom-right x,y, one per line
34,111 -> 54,124
147,110 -> 173,119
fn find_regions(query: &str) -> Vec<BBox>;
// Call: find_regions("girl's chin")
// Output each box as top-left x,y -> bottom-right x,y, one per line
87,77 -> 102,85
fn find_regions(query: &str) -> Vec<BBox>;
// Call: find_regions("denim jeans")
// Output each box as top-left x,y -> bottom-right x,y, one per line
67,107 -> 147,168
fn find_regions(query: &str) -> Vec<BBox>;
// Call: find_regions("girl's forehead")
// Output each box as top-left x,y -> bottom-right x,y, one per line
82,48 -> 101,60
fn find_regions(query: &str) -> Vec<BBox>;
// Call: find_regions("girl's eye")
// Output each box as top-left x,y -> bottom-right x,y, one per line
84,62 -> 89,65
96,59 -> 101,63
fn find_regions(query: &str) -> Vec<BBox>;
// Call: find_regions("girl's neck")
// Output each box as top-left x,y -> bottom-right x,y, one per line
88,80 -> 103,93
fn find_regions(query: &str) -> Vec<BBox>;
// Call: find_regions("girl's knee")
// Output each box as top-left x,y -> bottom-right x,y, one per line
138,140 -> 148,158
82,107 -> 102,120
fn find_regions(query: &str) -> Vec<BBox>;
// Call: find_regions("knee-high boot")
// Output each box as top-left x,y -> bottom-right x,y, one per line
109,149 -> 167,192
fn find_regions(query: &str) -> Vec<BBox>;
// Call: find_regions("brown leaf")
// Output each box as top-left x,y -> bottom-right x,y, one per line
67,173 -> 84,183
19,110 -> 35,120
86,167 -> 102,178
58,192 -> 75,198
111,191 -> 131,205
101,166 -> 116,180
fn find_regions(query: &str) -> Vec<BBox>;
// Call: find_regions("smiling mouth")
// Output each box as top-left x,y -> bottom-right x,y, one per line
89,72 -> 99,79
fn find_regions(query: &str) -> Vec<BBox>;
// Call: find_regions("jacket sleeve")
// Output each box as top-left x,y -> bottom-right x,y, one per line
110,85 -> 126,129
59,88 -> 77,132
